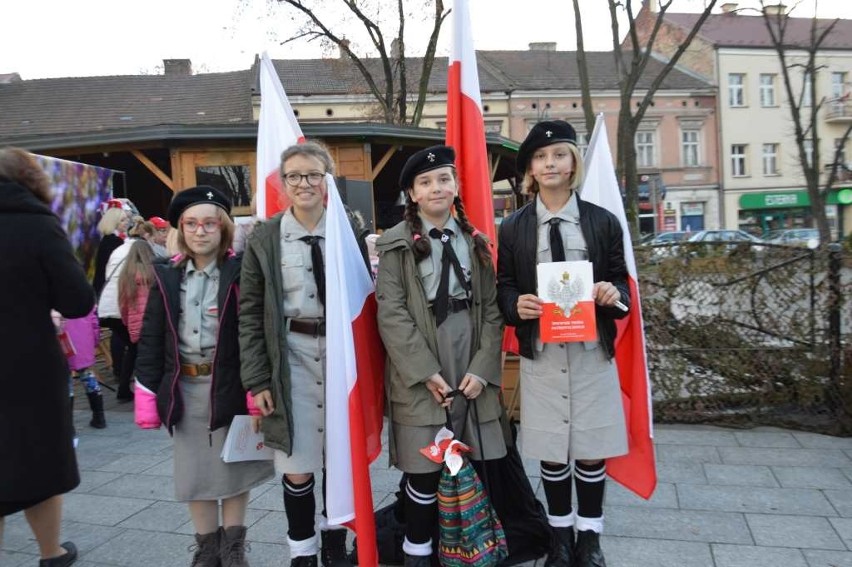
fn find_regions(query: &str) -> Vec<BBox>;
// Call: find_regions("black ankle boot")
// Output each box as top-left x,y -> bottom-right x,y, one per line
321,529 -> 352,567
86,391 -> 106,429
39,541 -> 77,566
543,526 -> 575,567
291,556 -> 318,567
575,530 -> 606,567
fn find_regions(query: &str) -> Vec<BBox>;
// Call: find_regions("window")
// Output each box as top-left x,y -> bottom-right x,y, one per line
762,143 -> 779,175
832,72 -> 846,100
576,132 -> 589,157
682,130 -> 700,167
802,71 -> 813,108
635,131 -> 656,167
731,144 -> 748,177
759,74 -> 776,107
803,139 -> 813,168
728,73 -> 746,107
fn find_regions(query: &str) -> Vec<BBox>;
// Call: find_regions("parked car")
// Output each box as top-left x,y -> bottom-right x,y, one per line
686,230 -> 765,254
762,228 -> 820,248
643,231 -> 690,246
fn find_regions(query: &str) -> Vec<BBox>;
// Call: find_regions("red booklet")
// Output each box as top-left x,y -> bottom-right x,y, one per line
57,330 -> 76,358
537,260 -> 597,343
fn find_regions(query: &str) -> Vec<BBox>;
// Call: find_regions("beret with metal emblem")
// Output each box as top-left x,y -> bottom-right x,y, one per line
167,185 -> 231,228
399,145 -> 456,190
516,120 -> 577,175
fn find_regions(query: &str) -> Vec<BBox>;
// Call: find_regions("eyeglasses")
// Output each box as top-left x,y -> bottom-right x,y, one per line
181,219 -> 221,233
283,172 -> 324,187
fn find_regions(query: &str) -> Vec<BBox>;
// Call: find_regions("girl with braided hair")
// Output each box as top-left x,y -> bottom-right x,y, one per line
375,145 -> 507,567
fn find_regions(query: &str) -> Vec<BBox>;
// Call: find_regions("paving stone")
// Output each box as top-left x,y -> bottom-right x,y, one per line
248,483 -> 285,512
83,526 -> 196,566
72,470 -> 125,493
91,472 -> 176,501
16,520 -> 126,558
653,428 -> 740,446
62,493 -> 154,527
719,447 -> 852,467
74,450 -> 127,471
823,490 -> 852,517
606,506 -> 752,544
247,510 -> 288,543
734,431 -> 802,448
0,550 -> 35,566
746,514 -> 845,550
704,464 -> 779,487
677,484 -> 836,516
0,514 -> 36,552
829,517 -> 852,549
243,541 -> 291,566
93,452 -> 170,474
772,466 -> 852,489
116,501 -> 189,532
711,543 -> 808,566
140,456 -> 174,476
803,549 -> 852,566
656,444 -> 722,464
793,432 -> 852,451
605,481 -> 679,509
110,438 -> 175,455
601,536 -> 714,566
657,460 -> 708,484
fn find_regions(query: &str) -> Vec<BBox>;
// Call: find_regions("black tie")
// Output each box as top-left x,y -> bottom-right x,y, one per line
299,236 -> 325,307
549,218 -> 566,262
429,228 -> 469,327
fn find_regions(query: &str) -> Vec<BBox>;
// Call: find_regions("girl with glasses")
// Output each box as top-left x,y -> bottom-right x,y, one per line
136,185 -> 273,567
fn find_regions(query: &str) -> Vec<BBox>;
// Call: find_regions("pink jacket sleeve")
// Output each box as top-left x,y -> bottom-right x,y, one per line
124,281 -> 150,344
134,379 -> 161,429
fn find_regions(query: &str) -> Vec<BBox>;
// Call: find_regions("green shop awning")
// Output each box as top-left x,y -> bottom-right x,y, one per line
739,188 -> 852,209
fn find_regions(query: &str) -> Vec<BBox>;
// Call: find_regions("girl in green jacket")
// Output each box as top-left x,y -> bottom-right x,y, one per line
375,145 -> 506,567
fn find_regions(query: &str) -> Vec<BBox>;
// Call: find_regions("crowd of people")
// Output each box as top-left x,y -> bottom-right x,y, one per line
0,119 -> 630,567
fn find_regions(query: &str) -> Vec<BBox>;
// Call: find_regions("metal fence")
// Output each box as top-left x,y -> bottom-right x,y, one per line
636,241 -> 852,434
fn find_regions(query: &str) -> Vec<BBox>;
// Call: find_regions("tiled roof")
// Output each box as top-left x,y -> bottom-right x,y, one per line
0,70 -> 253,139
665,12 -> 852,49
0,51 -> 712,145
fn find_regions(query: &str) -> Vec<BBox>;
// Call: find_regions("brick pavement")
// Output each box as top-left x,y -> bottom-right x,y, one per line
5,397 -> 852,566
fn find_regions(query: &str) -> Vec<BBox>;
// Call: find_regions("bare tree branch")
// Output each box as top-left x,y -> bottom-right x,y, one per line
573,0 -> 595,135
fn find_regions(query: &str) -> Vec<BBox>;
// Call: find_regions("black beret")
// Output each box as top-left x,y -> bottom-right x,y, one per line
516,120 -> 577,175
167,185 -> 231,228
399,145 -> 456,189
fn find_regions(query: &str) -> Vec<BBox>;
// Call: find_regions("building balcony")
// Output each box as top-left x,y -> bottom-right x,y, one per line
825,100 -> 852,123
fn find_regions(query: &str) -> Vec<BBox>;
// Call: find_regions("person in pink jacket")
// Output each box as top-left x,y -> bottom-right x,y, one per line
62,307 -> 106,429
118,240 -> 155,345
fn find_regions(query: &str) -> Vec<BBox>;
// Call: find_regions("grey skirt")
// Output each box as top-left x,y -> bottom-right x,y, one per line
173,374 -> 274,501
519,341 -> 627,463
393,309 -> 507,474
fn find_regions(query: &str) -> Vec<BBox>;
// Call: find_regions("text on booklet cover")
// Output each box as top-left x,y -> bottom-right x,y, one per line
537,260 -> 597,343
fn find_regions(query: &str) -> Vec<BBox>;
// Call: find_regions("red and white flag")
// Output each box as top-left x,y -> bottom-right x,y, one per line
324,174 -> 385,565
445,0 -> 495,247
580,114 -> 657,500
256,52 -> 305,219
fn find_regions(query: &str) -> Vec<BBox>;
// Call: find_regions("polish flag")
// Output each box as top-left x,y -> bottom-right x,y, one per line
256,52 -> 305,219
580,114 -> 657,499
324,174 -> 385,565
445,0 -> 495,248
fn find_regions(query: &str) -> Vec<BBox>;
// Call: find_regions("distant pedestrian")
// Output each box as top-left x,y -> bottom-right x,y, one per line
0,147 -> 95,566
497,120 -> 630,567
136,186 -> 273,567
62,306 -> 107,429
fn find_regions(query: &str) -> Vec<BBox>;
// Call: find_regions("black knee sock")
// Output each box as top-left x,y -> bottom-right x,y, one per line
574,461 -> 606,520
283,475 -> 316,541
540,461 -> 573,520
404,471 -> 442,545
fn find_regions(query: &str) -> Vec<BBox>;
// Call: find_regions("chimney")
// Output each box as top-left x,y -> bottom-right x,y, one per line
764,3 -> 787,16
529,42 -> 557,52
720,2 -> 738,14
645,0 -> 660,13
0,73 -> 22,84
339,39 -> 350,58
163,59 -> 192,76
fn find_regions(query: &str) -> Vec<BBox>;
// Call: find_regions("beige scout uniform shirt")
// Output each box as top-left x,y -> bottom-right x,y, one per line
518,193 -> 627,463
418,215 -> 472,303
178,259 -> 218,364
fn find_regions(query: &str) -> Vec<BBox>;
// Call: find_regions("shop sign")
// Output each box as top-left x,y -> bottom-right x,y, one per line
681,202 -> 704,216
740,191 -> 808,209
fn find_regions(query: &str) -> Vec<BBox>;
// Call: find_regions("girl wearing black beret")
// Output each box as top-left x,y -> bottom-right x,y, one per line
375,145 -> 507,566
497,120 -> 630,567
135,185 -> 274,566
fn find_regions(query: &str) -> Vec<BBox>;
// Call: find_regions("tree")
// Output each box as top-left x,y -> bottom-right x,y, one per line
759,0 -> 852,247
277,0 -> 448,125
574,0 -> 718,238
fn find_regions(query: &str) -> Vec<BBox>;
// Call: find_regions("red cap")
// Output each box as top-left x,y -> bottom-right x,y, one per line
106,199 -> 124,210
148,216 -> 169,229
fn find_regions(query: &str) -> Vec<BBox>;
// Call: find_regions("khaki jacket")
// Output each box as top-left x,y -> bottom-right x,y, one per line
375,220 -> 504,428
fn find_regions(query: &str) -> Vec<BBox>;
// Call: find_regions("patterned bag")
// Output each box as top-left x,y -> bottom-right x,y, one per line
437,460 -> 508,566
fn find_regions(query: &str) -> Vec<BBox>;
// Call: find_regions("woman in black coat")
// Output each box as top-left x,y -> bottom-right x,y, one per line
0,148 -> 95,566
